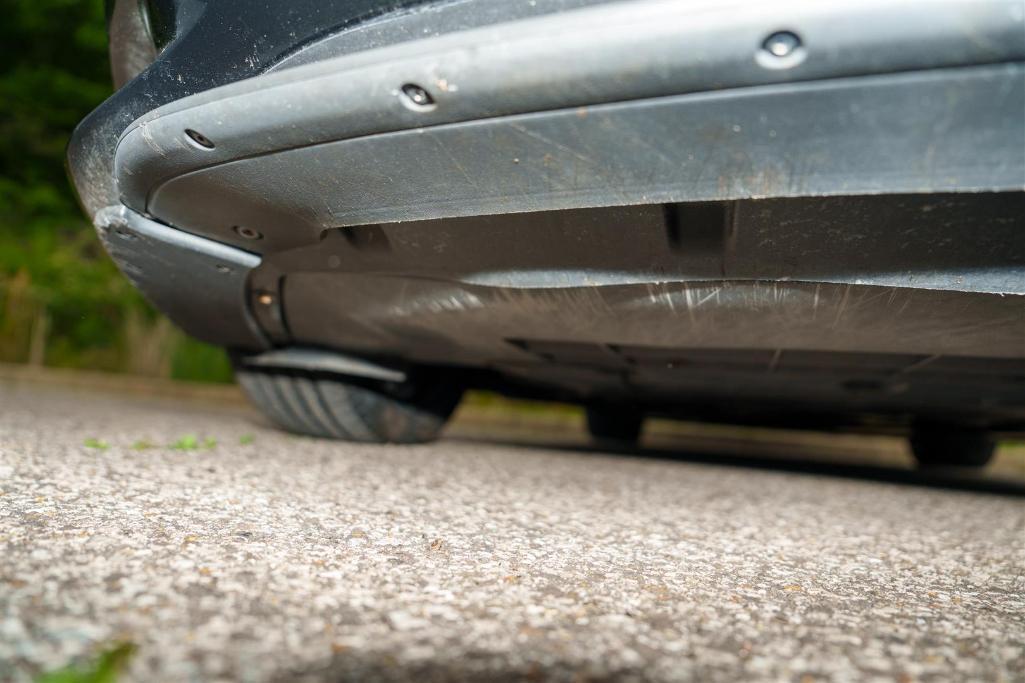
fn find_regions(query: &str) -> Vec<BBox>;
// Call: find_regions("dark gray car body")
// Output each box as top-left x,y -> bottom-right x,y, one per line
72,0 -> 1025,444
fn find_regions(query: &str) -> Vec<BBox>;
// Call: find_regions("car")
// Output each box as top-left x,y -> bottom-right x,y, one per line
69,0 -> 1024,467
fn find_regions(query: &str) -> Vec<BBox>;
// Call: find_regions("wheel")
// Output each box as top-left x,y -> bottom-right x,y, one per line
585,404 -> 643,445
909,427 -> 996,469
235,366 -> 462,443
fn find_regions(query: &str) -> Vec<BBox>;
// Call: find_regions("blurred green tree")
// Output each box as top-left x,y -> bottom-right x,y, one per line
0,0 -> 233,382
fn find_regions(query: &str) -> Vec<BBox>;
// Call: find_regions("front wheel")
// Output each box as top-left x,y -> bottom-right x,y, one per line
235,366 -> 462,443
909,427 -> 996,469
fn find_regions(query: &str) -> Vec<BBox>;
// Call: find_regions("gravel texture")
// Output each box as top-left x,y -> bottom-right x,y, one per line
0,381 -> 1023,682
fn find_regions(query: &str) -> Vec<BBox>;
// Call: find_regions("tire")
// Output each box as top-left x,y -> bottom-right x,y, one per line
909,427 -> 996,469
585,405 -> 643,445
235,367 -> 462,443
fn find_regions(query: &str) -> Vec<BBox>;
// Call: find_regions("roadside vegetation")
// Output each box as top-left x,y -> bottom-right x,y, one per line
0,0 -> 233,382
35,643 -> 135,683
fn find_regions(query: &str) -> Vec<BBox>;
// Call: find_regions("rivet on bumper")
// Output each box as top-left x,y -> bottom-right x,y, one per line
399,83 -> 436,111
763,31 -> 801,57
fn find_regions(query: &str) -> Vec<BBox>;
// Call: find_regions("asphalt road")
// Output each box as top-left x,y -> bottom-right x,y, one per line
1,381 -> 1023,682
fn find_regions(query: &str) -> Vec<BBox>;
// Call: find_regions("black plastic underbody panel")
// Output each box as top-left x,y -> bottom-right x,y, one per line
260,194 -> 1025,427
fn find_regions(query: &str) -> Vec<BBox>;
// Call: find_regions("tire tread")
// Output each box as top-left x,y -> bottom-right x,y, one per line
236,366 -> 460,443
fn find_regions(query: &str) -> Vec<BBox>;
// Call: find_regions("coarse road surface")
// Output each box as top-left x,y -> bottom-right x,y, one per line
1,379 -> 1023,682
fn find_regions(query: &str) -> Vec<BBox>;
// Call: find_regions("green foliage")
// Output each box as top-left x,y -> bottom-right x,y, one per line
0,0 -> 110,193
36,642 -> 136,683
170,336 -> 235,383
83,437 -> 109,450
169,434 -> 217,450
170,434 -> 200,451
0,0 -> 233,382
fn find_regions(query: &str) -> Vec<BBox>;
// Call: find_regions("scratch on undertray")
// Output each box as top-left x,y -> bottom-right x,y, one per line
426,133 -> 479,190
695,287 -> 721,308
895,291 -> 914,317
508,123 -> 596,166
682,286 -> 697,324
663,283 -> 676,313
832,284 -> 852,329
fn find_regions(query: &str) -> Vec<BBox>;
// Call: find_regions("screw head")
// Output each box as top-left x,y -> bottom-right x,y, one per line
400,83 -> 435,109
184,128 -> 215,150
233,225 -> 263,240
763,31 -> 801,58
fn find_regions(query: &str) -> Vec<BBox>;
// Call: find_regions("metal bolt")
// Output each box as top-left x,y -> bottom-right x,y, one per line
233,225 -> 263,240
400,83 -> 435,108
184,128 -> 215,149
763,31 -> 801,58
